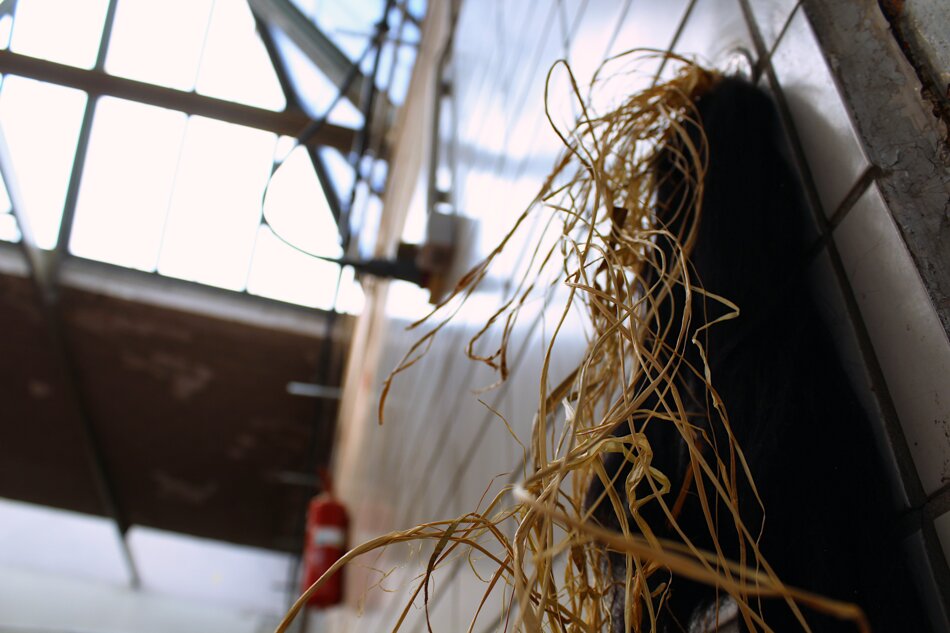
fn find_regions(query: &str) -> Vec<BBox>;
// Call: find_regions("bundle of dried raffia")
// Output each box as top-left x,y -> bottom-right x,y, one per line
275,53 -> 872,633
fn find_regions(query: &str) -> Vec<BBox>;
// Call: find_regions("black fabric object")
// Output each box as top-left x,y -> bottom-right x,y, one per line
584,77 -> 928,632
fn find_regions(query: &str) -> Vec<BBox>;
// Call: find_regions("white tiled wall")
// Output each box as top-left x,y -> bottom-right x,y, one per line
326,0 -> 950,631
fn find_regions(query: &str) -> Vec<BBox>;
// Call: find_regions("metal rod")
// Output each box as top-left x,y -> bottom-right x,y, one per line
339,0 -> 396,250
255,11 -> 347,225
286,382 -> 343,399
0,49 -> 357,153
254,11 -> 304,112
245,0 -> 383,113
0,122 -> 141,587
52,0 -> 122,280
308,146 -> 344,224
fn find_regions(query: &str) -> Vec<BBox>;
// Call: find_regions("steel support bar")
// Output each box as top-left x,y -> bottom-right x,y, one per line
254,12 -> 304,112
246,0 -> 369,108
0,123 -> 141,586
255,14 -> 346,224
0,50 -> 357,153
246,0 -> 394,131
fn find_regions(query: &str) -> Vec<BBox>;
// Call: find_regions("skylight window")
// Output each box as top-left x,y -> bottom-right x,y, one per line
195,0 -> 286,111
105,0 -> 214,91
247,224 -> 340,310
0,76 -> 87,249
291,0 -> 383,62
268,28 -> 364,126
263,145 -> 341,259
0,0 -> 424,314
9,0 -> 110,69
69,97 -> 187,272
0,14 -> 15,49
157,115 -> 276,291
0,211 -> 20,242
0,168 -> 19,241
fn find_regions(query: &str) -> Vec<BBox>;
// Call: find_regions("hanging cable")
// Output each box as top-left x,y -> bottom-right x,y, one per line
258,1 -> 399,261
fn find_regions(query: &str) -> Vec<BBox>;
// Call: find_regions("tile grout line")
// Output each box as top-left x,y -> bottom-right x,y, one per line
803,164 -> 882,261
825,164 -> 884,231
751,0 -> 803,83
926,483 -> 950,518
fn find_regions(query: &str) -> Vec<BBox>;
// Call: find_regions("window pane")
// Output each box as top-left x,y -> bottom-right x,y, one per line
70,98 -> 186,270
247,225 -> 339,310
0,76 -> 87,249
387,38 -> 417,105
318,147 -> 355,202
0,212 -> 21,242
157,116 -> 276,291
0,14 -> 14,50
268,27 -> 363,126
263,145 -> 341,259
335,264 -> 364,315
105,0 -> 213,91
408,0 -> 427,17
10,0 -> 109,69
294,0 -> 383,62
195,0 -> 285,111
0,172 -> 10,211
348,183 -> 382,259
0,165 -> 20,242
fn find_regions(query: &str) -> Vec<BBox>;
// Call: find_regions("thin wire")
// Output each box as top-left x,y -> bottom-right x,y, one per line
258,7 -> 394,259
338,0 -> 397,252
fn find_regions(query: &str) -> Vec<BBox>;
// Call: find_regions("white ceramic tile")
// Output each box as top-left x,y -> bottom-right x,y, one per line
769,9 -> 870,218
747,0 -> 799,51
808,247 -> 912,508
835,184 -> 950,494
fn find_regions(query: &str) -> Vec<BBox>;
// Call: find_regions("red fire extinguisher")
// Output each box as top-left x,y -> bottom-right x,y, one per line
300,473 -> 349,608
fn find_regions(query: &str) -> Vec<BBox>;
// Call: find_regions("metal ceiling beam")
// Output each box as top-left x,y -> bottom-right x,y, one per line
254,11 -> 304,113
0,50 -> 357,153
253,13 -> 346,224
246,0 -> 394,129
246,0 -> 368,108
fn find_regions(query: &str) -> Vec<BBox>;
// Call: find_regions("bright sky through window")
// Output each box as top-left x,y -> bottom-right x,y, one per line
70,97 -> 187,272
106,0 -> 215,91
263,145 -> 341,259
157,115 -> 276,291
0,15 -> 13,49
0,76 -> 87,249
9,0 -> 109,69
196,0 -> 286,111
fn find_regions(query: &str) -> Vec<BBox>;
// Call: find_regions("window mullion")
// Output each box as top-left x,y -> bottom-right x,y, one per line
53,0 -> 119,270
